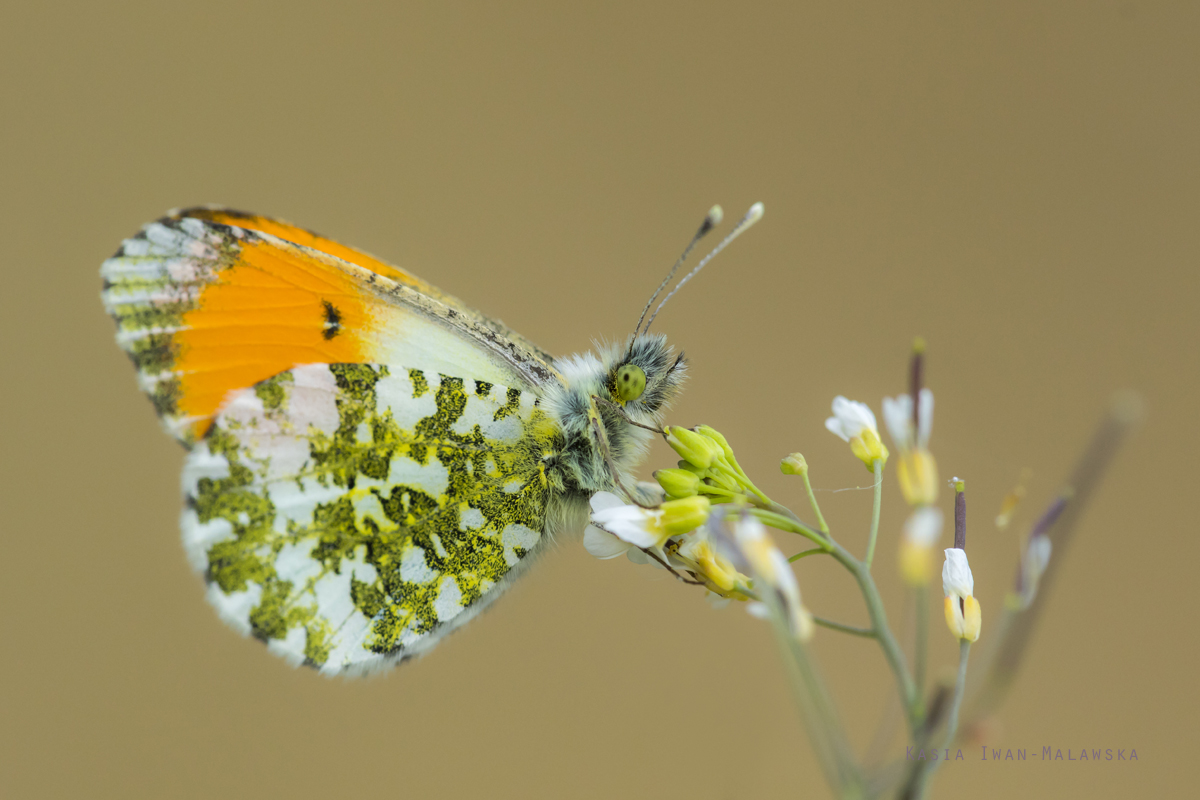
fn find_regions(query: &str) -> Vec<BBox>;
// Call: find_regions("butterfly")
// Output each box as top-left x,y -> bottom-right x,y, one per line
101,203 -> 761,676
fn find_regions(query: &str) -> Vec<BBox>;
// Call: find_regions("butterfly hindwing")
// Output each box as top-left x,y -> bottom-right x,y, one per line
101,208 -> 558,446
181,362 -> 560,675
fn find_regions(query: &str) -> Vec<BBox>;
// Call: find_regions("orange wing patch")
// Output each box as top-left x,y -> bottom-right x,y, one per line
174,208 -> 556,373
102,213 -> 400,445
176,207 -> 432,290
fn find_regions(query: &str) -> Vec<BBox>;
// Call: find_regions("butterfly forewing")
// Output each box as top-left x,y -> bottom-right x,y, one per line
182,362 -> 558,675
101,208 -> 558,446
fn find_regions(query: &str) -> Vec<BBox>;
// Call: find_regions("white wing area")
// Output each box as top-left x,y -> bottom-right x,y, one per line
180,362 -> 557,676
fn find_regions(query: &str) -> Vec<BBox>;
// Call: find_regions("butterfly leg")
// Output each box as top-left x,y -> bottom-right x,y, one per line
585,399 -> 659,508
591,394 -> 666,436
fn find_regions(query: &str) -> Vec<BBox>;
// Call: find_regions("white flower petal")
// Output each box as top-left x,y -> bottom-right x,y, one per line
583,525 -> 631,559
1028,535 -> 1052,573
825,415 -> 850,442
828,396 -> 879,441
942,548 -> 974,598
904,507 -> 944,546
882,394 -> 913,448
746,601 -> 771,620
634,480 -> 665,505
589,491 -> 626,513
626,547 -> 652,565
705,592 -> 732,609
591,505 -> 661,548
767,547 -> 801,602
917,388 -> 934,447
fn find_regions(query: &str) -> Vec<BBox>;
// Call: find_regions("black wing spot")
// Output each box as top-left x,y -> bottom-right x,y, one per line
322,300 -> 342,340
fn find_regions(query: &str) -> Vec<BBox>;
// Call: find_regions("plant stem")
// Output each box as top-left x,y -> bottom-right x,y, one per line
801,469 -> 829,534
914,585 -> 928,706
828,540 -> 920,737
750,508 -> 829,548
864,458 -> 883,570
912,640 -> 972,798
943,640 -> 971,749
811,615 -> 875,638
717,455 -> 772,506
762,590 -> 863,795
761,499 -> 918,739
788,547 -> 828,563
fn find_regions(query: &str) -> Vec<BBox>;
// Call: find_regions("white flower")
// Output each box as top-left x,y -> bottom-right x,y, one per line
942,548 -> 974,597
584,491 -> 663,559
942,548 -> 981,641
905,507 -> 944,546
825,396 -> 889,470
1014,534 -> 1052,609
825,396 -> 880,442
584,491 -> 711,564
899,507 -> 943,586
582,524 -> 636,560
673,523 -> 747,596
1027,535 -> 1052,580
732,515 -> 814,640
882,388 -> 934,451
882,389 -> 938,505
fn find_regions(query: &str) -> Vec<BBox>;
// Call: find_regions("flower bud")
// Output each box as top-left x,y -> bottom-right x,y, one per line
942,548 -> 981,642
666,426 -> 724,469
654,468 -> 700,499
780,453 -> 809,476
694,425 -> 736,462
660,495 -> 711,536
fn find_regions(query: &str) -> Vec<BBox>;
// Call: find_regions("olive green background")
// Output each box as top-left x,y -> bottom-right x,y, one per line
2,2 -> 1195,798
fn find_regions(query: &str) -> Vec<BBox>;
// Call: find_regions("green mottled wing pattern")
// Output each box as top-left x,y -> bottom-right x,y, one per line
181,362 -> 559,675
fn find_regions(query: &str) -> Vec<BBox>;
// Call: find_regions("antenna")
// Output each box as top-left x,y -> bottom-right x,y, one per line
633,205 -> 724,336
643,202 -> 764,333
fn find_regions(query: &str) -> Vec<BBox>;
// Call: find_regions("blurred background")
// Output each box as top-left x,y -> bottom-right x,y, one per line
2,2 -> 1195,797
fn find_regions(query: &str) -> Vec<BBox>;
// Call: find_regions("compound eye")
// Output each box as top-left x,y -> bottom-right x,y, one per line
614,364 -> 647,403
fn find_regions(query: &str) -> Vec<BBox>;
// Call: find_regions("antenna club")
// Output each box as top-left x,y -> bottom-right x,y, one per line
744,202 -> 765,226
707,205 -> 724,226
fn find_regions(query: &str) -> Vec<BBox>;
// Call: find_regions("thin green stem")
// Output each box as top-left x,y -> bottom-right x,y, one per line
943,640 -> 971,748
761,497 -> 918,736
754,497 -> 919,743
811,615 -> 875,638
801,470 -> 829,534
828,540 -> 920,737
864,458 -> 883,569
716,455 -> 771,505
914,585 -> 929,709
696,484 -> 742,500
788,547 -> 828,563
749,508 -> 829,549
913,640 -> 972,797
762,590 -> 863,794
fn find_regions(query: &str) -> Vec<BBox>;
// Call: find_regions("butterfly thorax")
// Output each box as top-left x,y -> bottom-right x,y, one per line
540,333 -> 686,496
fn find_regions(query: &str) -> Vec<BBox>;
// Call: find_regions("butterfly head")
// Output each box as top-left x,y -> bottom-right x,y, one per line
543,203 -> 763,497
602,332 -> 686,418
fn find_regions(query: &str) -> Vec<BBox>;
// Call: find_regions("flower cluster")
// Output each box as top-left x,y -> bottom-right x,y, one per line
564,212 -> 1112,799
583,342 -> 991,655
584,424 -> 814,639
821,347 -> 982,642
